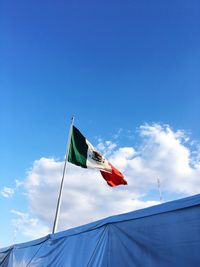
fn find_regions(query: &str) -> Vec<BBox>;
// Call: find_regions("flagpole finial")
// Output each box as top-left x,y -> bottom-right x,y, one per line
71,115 -> 75,124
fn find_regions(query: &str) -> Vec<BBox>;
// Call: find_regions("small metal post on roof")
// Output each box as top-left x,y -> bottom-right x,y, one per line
157,177 -> 163,203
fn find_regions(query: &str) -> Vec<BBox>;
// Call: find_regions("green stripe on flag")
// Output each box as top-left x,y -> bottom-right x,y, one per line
68,126 -> 88,168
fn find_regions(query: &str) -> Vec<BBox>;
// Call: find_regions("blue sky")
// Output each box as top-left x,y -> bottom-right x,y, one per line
1,0 -> 200,247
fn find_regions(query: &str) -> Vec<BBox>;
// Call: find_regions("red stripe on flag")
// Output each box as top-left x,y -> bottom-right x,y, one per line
100,163 -> 128,187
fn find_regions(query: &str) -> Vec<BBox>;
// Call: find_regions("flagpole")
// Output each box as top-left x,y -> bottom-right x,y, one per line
52,116 -> 75,234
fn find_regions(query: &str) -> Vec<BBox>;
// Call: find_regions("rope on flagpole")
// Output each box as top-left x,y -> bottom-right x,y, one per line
52,116 -> 75,234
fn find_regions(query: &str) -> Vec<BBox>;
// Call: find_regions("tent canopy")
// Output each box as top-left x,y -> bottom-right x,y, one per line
1,194 -> 200,266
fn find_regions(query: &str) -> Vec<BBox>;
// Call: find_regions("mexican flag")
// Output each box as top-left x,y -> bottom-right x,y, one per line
68,126 -> 128,187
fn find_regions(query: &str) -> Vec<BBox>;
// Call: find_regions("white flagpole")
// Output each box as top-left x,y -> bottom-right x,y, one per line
52,116 -> 74,234
157,177 -> 163,203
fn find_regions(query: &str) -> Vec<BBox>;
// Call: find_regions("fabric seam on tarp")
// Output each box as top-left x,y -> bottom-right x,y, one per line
86,225 -> 108,267
25,239 -> 47,267
0,248 -> 12,266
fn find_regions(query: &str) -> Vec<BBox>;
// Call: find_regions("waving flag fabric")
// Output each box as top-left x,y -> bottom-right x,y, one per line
68,126 -> 127,187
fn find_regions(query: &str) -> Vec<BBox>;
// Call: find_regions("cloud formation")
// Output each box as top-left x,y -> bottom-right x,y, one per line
1,187 -> 14,198
11,210 -> 49,241
12,123 -> 200,241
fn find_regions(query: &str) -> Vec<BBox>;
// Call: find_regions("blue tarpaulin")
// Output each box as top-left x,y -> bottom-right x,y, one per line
1,194 -> 200,266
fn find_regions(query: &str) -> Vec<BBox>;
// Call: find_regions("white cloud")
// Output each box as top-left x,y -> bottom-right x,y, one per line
1,187 -> 14,198
12,123 -> 200,241
135,124 -> 200,193
11,210 -> 50,241
15,179 -> 24,188
96,140 -> 117,156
